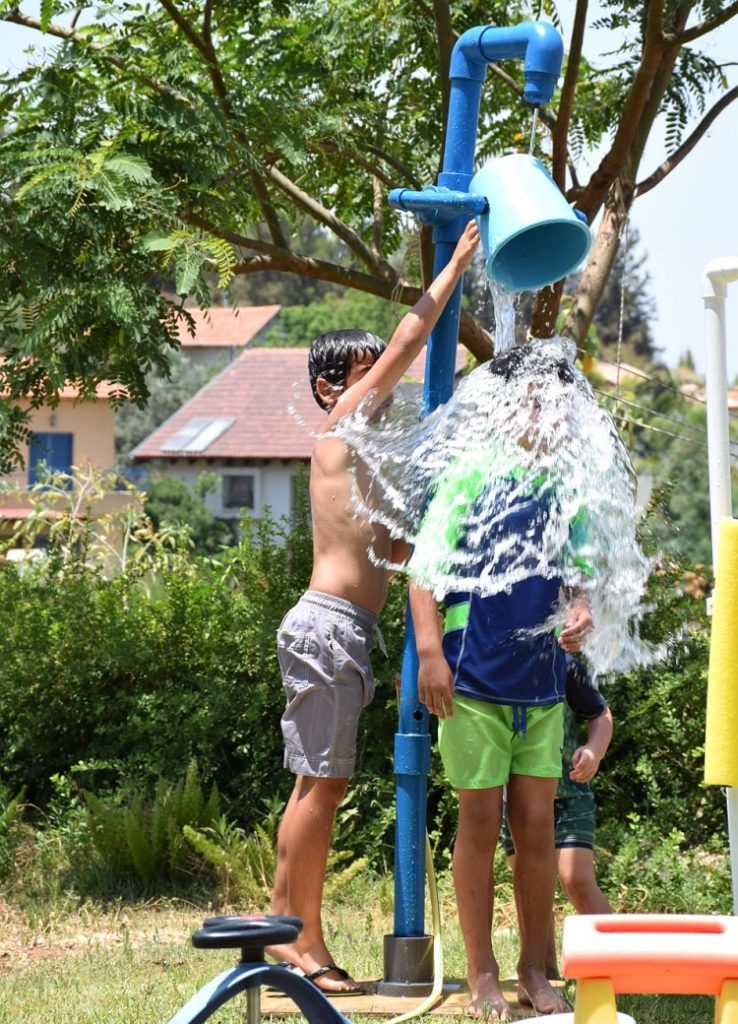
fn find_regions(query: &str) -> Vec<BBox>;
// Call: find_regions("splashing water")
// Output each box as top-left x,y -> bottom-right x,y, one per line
333,335 -> 655,678
488,279 -> 518,354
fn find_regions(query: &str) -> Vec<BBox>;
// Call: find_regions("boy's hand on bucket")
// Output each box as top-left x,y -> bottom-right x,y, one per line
451,220 -> 480,273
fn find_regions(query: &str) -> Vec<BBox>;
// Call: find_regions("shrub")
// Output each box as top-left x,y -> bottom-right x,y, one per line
84,760 -> 220,888
598,819 -> 732,915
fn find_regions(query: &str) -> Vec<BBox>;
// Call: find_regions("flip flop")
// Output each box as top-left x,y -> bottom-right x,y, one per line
266,962 -> 305,992
304,964 -> 365,996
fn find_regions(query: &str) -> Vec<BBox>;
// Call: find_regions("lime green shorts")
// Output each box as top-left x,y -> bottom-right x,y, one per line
438,696 -> 564,789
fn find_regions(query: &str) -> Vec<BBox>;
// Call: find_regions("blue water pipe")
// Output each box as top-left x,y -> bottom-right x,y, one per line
383,20 -> 564,989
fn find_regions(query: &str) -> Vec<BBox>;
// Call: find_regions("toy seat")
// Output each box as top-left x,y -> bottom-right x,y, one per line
562,915 -> 738,1024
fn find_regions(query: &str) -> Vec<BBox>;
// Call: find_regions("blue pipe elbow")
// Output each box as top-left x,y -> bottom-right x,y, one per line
450,21 -> 563,105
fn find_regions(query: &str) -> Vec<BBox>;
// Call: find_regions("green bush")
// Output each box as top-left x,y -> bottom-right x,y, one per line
599,819 -> 731,915
0,499 -> 313,814
0,784 -> 26,877
595,562 -> 725,849
0,485 -> 728,911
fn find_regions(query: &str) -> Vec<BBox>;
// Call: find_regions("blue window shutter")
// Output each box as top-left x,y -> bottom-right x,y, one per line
28,433 -> 73,484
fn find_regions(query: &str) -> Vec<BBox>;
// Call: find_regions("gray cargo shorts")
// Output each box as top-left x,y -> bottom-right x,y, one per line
277,590 -> 380,778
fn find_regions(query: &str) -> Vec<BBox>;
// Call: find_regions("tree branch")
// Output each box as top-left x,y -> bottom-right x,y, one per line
156,0 -> 288,249
372,176 -> 384,254
265,162 -> 398,281
156,0 -> 210,62
553,0 -> 588,189
364,144 -> 424,190
432,0 -> 454,162
181,211 -> 286,257
3,9 -> 192,108
203,0 -> 215,50
310,140 -> 396,188
667,0 -> 738,45
231,253 -> 492,361
635,83 -> 738,196
576,0 -> 667,214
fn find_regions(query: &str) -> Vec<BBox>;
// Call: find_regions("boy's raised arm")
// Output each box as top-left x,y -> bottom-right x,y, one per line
325,220 -> 479,428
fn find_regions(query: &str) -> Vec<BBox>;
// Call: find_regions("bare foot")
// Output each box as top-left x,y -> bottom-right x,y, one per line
466,971 -> 511,1020
266,942 -> 362,993
517,963 -> 569,1014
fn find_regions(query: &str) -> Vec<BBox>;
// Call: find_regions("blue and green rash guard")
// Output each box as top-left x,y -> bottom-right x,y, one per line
410,448 -> 594,715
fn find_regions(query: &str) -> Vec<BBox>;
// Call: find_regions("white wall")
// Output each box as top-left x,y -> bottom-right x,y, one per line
150,459 -> 304,526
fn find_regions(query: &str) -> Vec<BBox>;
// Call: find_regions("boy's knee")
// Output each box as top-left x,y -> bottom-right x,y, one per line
560,867 -> 595,907
298,774 -> 349,806
509,805 -> 554,842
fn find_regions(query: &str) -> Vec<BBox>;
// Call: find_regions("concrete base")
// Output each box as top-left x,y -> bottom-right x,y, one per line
261,976 -> 569,1015
376,933 -> 434,996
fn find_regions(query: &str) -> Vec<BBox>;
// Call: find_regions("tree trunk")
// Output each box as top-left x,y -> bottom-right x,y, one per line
530,280 -> 566,339
563,180 -> 635,346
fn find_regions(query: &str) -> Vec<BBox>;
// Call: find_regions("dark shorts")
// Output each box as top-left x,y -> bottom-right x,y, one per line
501,787 -> 597,855
278,591 -> 377,778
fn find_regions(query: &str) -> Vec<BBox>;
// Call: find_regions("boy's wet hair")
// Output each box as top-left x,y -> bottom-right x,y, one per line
488,343 -> 577,385
308,329 -> 387,410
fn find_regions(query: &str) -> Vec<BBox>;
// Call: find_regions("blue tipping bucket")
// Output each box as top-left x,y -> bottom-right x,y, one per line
470,154 -> 592,292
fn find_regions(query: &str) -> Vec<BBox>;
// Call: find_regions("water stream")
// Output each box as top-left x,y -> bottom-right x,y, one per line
330,286 -> 655,678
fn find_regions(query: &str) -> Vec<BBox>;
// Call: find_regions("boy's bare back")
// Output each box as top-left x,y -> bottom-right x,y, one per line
307,220 -> 479,615
308,433 -> 397,614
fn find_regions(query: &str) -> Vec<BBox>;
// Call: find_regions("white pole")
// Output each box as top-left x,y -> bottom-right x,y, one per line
702,257 -> 738,913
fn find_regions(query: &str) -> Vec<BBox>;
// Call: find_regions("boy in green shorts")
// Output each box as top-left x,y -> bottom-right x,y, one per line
409,345 -> 594,1020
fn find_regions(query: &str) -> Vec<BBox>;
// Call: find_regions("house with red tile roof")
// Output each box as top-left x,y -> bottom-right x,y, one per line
132,346 -> 470,525
0,381 -> 134,551
177,306 -> 281,366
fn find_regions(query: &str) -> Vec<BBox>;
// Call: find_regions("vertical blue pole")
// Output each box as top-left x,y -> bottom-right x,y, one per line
389,20 -> 563,960
392,75 -> 483,940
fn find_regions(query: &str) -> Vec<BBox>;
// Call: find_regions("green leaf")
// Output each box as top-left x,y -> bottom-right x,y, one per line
174,245 -> 204,296
140,231 -> 179,253
104,153 -> 155,185
40,0 -> 54,33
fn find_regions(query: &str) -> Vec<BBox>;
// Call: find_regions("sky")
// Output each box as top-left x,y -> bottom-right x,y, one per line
1,3 -> 737,379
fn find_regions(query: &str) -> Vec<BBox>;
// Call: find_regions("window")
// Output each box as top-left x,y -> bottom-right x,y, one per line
28,433 -> 73,485
223,474 -> 255,510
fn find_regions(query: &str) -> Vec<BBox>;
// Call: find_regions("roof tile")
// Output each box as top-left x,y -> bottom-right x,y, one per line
177,306 -> 281,348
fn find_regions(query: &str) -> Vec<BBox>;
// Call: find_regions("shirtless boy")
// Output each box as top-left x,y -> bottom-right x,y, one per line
269,220 -> 479,994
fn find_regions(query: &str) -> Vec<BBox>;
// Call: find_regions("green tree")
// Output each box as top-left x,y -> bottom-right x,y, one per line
144,474 -> 233,553
259,290 -> 404,348
590,229 -> 660,369
1,0 -> 736,470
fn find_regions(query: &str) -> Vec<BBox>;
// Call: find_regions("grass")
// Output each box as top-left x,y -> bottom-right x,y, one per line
0,875 -> 719,1024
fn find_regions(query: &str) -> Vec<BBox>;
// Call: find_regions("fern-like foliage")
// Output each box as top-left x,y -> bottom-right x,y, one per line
83,759 -> 222,889
142,227 -> 236,295
184,807 -> 368,908
183,815 -> 278,906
